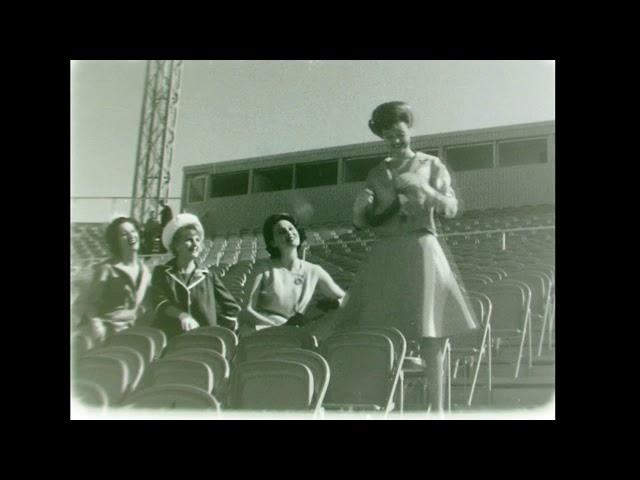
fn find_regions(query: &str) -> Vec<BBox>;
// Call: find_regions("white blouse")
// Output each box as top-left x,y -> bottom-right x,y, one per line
250,260 -> 334,329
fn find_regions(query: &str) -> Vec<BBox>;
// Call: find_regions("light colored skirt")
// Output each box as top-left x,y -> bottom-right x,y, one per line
333,231 -> 478,340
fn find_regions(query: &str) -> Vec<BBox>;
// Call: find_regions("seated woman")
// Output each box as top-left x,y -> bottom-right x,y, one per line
83,217 -> 152,344
240,213 -> 346,337
151,213 -> 241,339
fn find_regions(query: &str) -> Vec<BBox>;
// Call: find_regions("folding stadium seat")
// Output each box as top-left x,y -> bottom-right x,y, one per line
83,346 -> 145,394
477,266 -> 507,282
459,274 -> 493,292
234,326 -> 318,364
227,359 -> 315,411
322,331 -> 402,414
123,326 -> 167,360
138,358 -> 214,393
76,356 -> 129,406
164,333 -> 227,358
123,384 -> 221,411
480,280 -> 532,378
333,327 -> 407,412
496,261 -> 526,272
253,348 -> 330,413
163,348 -> 230,401
73,379 -> 109,411
184,326 -> 239,362
450,291 -> 492,406
105,332 -> 155,367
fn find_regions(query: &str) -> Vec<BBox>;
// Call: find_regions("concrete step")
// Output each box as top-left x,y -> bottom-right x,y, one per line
451,377 -> 555,410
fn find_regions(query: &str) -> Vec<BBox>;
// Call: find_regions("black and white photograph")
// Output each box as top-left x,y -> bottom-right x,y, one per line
70,60 -> 556,420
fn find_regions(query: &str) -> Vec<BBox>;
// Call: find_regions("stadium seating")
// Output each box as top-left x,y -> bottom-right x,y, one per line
71,204 -> 555,414
227,359 -> 316,411
123,385 -> 221,411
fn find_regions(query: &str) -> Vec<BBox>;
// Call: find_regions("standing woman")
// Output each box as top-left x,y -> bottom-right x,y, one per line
240,213 -> 345,336
342,101 -> 478,412
152,213 -> 241,339
83,217 -> 152,344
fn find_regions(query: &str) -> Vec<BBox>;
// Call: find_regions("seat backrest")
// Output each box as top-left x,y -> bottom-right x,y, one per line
105,332 -> 155,366
185,326 -> 238,361
507,271 -> 546,315
228,359 -> 314,411
84,346 -> 145,393
322,332 -> 394,408
254,348 -> 330,410
141,358 -> 214,393
124,384 -> 220,411
235,327 -> 318,363
338,326 -> 406,371
462,273 -> 493,284
481,282 -> 526,331
75,356 -> 129,406
164,333 -> 226,358
461,277 -> 491,292
123,327 -> 167,359
73,379 -> 109,409
476,267 -> 506,282
452,291 -> 492,349
164,348 -> 230,398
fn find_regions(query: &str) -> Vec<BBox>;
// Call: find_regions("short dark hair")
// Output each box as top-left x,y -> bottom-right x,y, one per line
262,213 -> 307,259
368,101 -> 414,138
105,217 -> 141,259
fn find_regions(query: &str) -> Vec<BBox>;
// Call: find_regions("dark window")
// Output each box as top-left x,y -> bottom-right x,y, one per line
498,138 -> 548,167
187,176 -> 206,203
343,155 -> 387,183
209,171 -> 249,198
252,166 -> 293,193
444,144 -> 494,171
296,161 -> 338,188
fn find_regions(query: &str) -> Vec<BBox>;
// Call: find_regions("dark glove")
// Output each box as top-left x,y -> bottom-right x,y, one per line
316,298 -> 341,312
286,313 -> 307,327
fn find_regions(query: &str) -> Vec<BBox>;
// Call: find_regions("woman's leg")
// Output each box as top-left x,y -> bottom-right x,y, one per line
420,337 -> 448,412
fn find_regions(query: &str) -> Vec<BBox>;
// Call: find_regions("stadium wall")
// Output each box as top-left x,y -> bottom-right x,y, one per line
183,122 -> 555,235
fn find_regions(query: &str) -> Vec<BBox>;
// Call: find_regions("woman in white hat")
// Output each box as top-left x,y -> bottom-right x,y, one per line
151,213 -> 241,338
82,216 -> 152,344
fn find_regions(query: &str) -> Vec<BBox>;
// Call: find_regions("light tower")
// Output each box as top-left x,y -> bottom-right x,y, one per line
130,60 -> 184,223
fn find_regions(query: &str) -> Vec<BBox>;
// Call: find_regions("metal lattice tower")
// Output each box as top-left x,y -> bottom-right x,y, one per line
130,60 -> 184,223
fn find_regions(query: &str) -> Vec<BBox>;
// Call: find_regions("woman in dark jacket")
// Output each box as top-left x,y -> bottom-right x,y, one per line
82,216 -> 152,344
151,213 -> 241,339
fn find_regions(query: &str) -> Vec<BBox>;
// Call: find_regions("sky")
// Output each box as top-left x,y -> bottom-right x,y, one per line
70,60 -> 555,221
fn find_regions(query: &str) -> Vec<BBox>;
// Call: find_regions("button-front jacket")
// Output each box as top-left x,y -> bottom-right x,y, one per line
151,258 -> 241,338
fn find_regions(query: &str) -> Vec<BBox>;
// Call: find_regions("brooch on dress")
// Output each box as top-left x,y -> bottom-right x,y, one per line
294,277 -> 304,286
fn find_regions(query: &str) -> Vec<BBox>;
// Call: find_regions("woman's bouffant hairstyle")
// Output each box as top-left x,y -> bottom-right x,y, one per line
105,217 -> 141,259
262,213 -> 307,259
368,101 -> 414,138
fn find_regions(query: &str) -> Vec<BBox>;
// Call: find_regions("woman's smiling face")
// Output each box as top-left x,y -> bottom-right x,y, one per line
271,220 -> 300,253
381,121 -> 411,155
116,221 -> 140,256
173,226 -> 202,261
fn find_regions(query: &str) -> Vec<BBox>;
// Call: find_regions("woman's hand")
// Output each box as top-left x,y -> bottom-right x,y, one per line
90,318 -> 107,343
437,191 -> 458,218
353,189 -> 374,212
178,313 -> 200,332
286,313 -> 306,327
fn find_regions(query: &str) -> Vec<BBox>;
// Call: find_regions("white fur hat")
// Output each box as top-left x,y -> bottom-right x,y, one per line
161,213 -> 204,251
